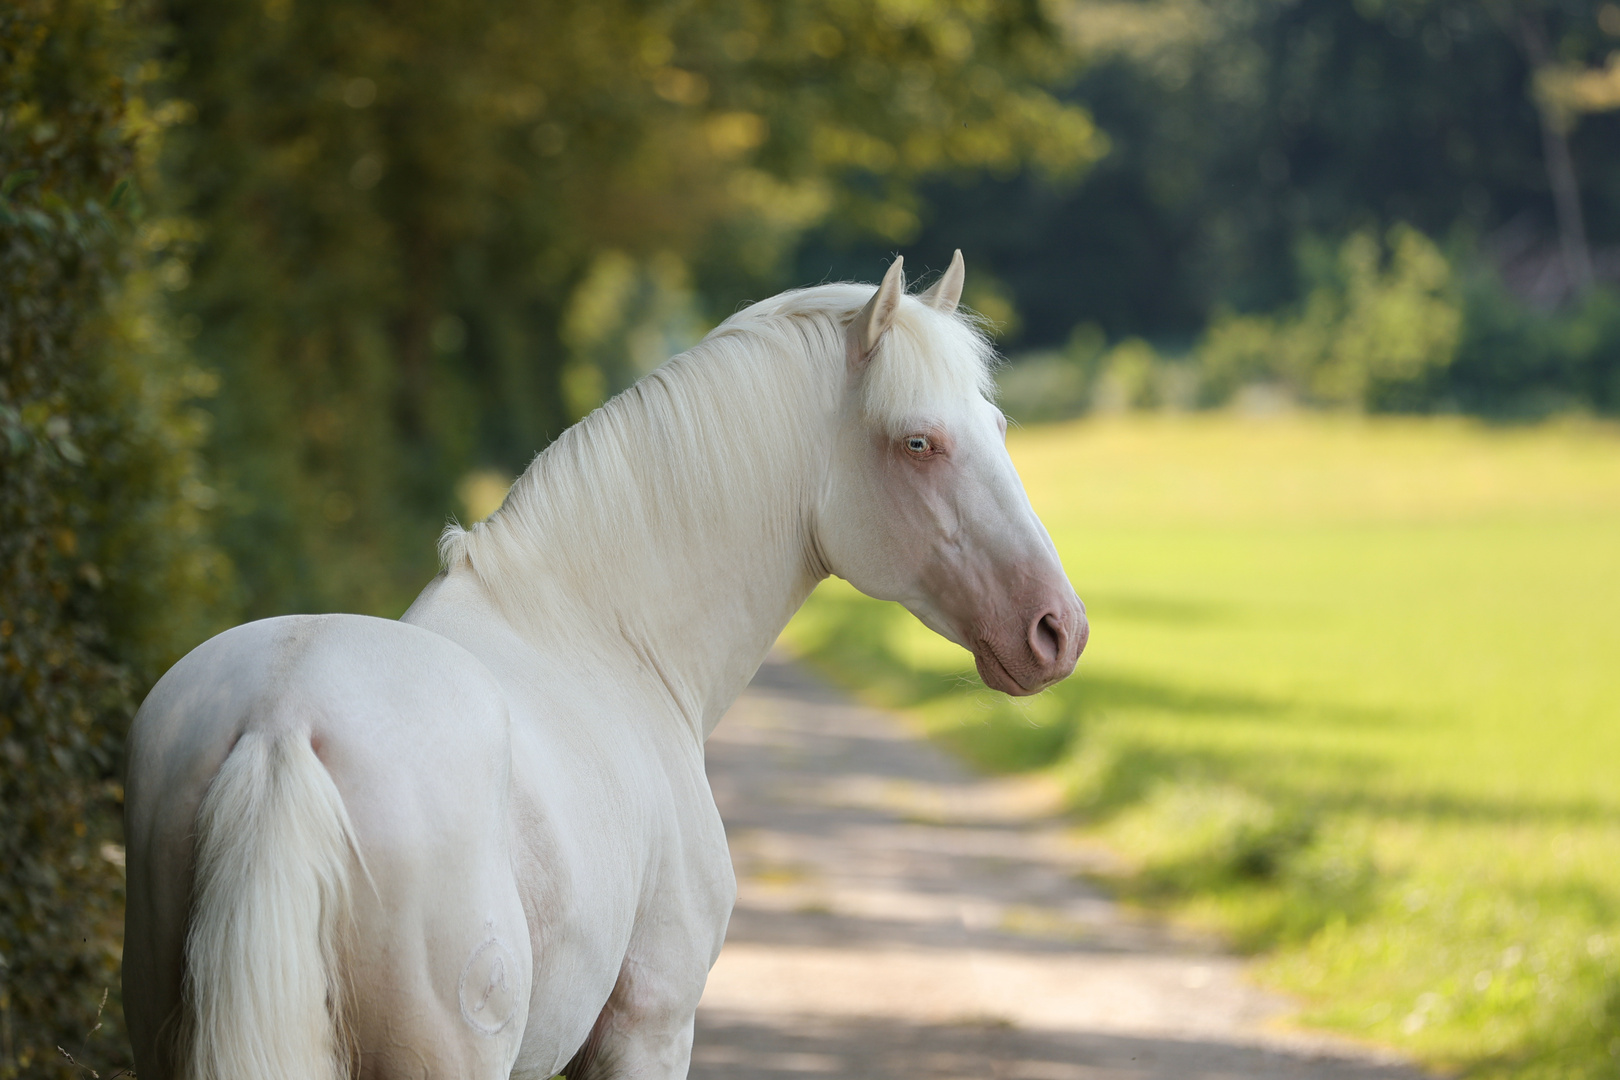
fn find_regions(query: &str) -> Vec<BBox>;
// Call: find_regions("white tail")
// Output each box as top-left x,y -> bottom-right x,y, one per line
180,730 -> 362,1080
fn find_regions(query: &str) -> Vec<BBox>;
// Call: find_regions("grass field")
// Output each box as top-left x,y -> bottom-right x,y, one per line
779,414 -> 1620,1079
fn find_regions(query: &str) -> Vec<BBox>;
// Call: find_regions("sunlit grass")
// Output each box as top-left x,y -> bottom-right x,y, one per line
780,414 -> 1620,1078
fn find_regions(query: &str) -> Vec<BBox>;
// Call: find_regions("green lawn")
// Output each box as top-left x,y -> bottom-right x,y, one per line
780,414 -> 1620,1079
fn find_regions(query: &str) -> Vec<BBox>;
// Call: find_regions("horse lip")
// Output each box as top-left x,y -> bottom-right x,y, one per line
973,639 -> 1041,697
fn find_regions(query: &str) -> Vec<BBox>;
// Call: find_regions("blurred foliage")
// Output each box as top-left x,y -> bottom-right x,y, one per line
154,0 -> 1101,618
995,227 -> 1620,423
1450,273 -> 1620,417
12,0 -> 1620,1071
1037,0 -> 1620,323
1197,226 -> 1462,410
0,0 -> 226,1074
1539,46 -> 1620,116
2,0 -> 1095,1060
805,0 -> 1620,422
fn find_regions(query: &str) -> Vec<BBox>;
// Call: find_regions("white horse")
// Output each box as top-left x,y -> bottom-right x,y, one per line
122,253 -> 1086,1080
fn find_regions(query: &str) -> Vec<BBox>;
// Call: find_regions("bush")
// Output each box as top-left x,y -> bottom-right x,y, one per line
997,227 -> 1474,419
1448,277 -> 1620,419
1,2 -> 225,1073
998,223 -> 1620,422
1197,226 -> 1462,410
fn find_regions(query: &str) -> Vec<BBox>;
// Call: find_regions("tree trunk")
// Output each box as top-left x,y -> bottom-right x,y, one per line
1521,15 -> 1594,298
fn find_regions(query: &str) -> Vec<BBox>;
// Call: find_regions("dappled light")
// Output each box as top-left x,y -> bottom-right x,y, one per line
782,416 -> 1620,1075
7,0 -> 1620,1077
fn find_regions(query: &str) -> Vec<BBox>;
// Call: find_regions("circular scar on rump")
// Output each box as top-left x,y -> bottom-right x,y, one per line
458,935 -> 521,1035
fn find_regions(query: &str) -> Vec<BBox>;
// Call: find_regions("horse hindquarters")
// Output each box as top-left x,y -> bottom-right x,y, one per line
179,729 -> 360,1080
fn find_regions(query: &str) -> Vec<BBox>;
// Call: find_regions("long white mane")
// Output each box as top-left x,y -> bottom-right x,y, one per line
438,282 -> 997,613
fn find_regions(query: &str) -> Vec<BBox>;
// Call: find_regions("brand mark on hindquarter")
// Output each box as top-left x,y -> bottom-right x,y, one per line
458,935 -> 520,1035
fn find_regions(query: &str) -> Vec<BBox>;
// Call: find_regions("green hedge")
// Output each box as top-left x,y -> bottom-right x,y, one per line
1,2 -> 225,1073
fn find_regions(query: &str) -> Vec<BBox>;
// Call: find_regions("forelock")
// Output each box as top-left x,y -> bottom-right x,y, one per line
857,296 -> 998,434
706,281 -> 999,434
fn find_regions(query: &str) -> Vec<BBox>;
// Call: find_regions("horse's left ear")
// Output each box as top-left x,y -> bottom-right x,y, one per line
848,256 -> 905,369
919,249 -> 965,314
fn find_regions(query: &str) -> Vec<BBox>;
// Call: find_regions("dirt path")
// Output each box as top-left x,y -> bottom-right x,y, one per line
692,656 -> 1428,1080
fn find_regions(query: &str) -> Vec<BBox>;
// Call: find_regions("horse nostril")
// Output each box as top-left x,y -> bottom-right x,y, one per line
1030,612 -> 1064,665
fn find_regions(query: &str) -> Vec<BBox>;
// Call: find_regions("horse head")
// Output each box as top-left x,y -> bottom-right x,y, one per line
817,253 -> 1087,696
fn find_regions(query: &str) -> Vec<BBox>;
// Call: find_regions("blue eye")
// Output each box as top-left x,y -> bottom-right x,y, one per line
906,435 -> 931,454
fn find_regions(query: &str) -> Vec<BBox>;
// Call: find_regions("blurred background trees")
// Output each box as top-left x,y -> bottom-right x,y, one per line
824,0 -> 1620,420
3,0 -> 1093,1070
5,0 -> 1620,1071
158,0 -> 1100,619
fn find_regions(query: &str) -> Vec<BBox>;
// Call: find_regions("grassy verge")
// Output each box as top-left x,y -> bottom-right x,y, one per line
779,414 -> 1620,1079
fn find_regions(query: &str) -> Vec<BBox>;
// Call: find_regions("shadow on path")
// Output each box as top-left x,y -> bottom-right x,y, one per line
696,1013 -> 1423,1080
693,656 -> 1431,1080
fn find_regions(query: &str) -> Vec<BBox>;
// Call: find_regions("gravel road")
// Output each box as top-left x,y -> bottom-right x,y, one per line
692,656 -> 1430,1080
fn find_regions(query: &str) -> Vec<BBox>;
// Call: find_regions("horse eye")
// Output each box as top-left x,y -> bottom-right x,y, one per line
906,435 -> 931,454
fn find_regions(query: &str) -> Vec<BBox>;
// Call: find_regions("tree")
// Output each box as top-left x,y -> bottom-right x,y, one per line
813,0 -> 1620,351
155,0 -> 1103,618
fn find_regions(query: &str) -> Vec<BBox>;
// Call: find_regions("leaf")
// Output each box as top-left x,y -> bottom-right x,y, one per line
2,169 -> 39,196
20,206 -> 55,237
109,179 -> 129,208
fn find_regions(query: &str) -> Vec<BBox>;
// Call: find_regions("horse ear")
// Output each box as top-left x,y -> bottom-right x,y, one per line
919,249 -> 965,314
848,256 -> 905,369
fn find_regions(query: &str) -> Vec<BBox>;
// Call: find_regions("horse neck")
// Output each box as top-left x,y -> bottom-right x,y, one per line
460,330 -> 839,741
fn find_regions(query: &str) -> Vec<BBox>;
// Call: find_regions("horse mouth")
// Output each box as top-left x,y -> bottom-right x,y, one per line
973,641 -> 1041,697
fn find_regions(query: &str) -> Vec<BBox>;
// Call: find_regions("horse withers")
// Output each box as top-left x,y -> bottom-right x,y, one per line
122,252 -> 1086,1080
